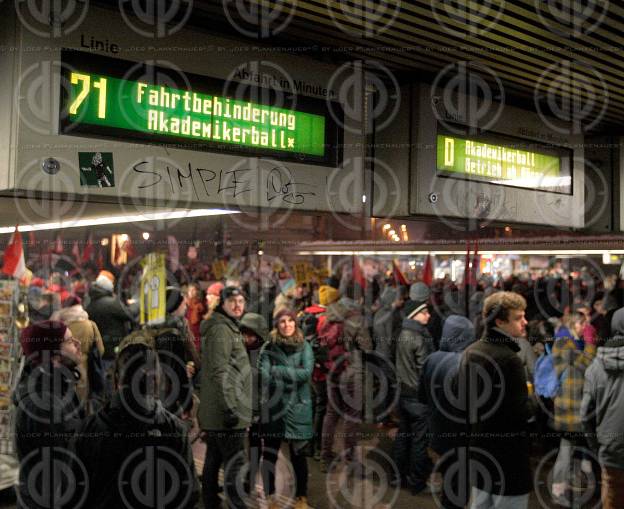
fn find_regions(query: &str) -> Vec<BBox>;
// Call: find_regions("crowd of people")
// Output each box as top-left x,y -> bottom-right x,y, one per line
9,259 -> 624,509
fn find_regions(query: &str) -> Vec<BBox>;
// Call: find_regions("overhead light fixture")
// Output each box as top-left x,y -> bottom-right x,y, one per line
382,224 -> 391,232
120,234 -> 129,242
362,195 -> 367,203
142,232 -> 150,240
298,249 -> 624,256
389,229 -> 396,236
101,238 -> 109,246
258,250 -> 264,256
0,208 -> 239,234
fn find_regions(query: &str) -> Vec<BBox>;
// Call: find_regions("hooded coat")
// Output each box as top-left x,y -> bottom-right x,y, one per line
85,283 -> 131,359
198,309 -> 252,430
581,308 -> 624,470
419,315 -> 476,455
70,393 -> 199,508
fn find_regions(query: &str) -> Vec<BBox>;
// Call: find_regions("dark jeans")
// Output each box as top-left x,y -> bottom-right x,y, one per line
262,437 -> 308,498
392,395 -> 432,492
202,430 -> 246,509
312,380 -> 327,453
247,424 -> 262,494
321,372 -> 362,461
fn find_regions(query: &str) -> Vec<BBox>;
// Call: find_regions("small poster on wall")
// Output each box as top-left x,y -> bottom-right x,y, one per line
79,152 -> 115,187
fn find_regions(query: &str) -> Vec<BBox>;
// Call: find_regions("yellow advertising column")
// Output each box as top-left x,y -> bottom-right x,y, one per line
140,253 -> 166,326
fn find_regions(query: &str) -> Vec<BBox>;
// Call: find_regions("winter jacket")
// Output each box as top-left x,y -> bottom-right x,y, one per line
85,283 -> 131,359
581,309 -> 624,470
185,297 -> 206,353
299,304 -> 327,383
373,287 -> 403,367
70,393 -> 199,508
259,330 -> 314,440
321,297 -> 373,378
516,336 -> 537,382
198,309 -> 252,430
51,304 -> 104,402
395,318 -> 434,397
459,327 -> 532,496
552,337 -> 596,432
13,361 -> 84,509
419,315 -> 476,455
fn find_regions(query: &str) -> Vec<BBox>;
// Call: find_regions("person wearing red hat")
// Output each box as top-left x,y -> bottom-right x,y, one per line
13,320 -> 84,509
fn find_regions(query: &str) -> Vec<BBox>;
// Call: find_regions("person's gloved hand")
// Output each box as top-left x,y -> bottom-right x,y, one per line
223,409 -> 238,429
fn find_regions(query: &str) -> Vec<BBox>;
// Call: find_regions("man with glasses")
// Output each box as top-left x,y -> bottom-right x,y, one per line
198,286 -> 251,509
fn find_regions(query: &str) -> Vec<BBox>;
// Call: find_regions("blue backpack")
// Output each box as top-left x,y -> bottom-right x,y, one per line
534,343 -> 560,398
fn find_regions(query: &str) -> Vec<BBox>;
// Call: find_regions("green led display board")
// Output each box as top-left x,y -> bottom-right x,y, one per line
60,51 -> 343,166
436,134 -> 567,192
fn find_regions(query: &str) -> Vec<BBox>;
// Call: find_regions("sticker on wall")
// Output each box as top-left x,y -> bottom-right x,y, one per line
79,152 -> 115,187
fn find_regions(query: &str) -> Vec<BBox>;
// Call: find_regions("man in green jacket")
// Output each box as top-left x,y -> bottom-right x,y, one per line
199,286 -> 251,509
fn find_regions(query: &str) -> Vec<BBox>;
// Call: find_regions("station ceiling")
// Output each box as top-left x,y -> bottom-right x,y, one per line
183,0 -> 622,134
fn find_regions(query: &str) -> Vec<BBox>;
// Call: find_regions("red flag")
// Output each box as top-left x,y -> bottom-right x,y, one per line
71,241 -> 80,262
54,233 -> 63,254
422,254 -> 433,286
352,255 -> 366,289
96,246 -> 104,270
392,259 -> 409,286
82,234 -> 93,263
2,228 -> 26,278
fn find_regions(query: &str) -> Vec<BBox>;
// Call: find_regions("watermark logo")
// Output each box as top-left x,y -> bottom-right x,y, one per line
432,0 -> 505,38
223,0 -> 296,38
325,446 -> 400,508
534,446 -> 600,508
535,0 -> 609,38
327,0 -> 400,38
118,0 -> 193,38
17,59 -> 79,136
326,156 -> 401,232
19,447 -> 88,508
327,60 -> 400,135
534,59 -> 608,135
16,0 -> 89,37
431,61 -> 505,136
15,157 -> 89,230
119,446 -> 195,508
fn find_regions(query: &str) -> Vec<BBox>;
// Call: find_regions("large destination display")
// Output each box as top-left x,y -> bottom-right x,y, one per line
60,51 -> 343,166
436,133 -> 572,195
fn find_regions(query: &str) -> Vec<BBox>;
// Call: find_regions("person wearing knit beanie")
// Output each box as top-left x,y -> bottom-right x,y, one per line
318,285 -> 340,307
20,320 -> 71,361
273,308 -> 298,329
95,270 -> 115,293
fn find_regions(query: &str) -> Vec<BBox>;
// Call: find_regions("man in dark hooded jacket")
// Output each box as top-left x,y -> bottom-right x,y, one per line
70,342 -> 199,508
419,315 -> 477,509
581,307 -> 624,509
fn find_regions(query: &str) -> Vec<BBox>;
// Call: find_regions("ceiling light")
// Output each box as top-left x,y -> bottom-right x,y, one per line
142,232 -> 150,240
0,208 -> 238,234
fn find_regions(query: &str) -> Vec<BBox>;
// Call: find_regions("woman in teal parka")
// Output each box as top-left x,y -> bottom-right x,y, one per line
259,309 -> 314,509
